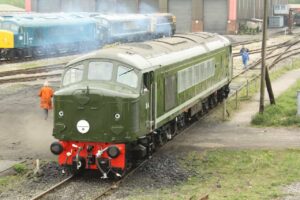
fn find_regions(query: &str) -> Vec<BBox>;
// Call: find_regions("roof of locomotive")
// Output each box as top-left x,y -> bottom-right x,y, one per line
0,13 -> 95,27
67,32 -> 231,72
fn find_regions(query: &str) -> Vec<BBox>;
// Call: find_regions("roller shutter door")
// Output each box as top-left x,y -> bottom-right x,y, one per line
61,0 -> 73,12
75,0 -> 90,12
204,0 -> 228,34
96,0 -> 115,13
169,0 -> 192,33
37,0 -> 61,12
139,0 -> 159,13
116,0 -> 137,13
61,0 -> 90,12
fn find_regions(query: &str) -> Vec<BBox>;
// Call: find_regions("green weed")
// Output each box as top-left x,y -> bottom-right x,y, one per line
13,163 -> 27,174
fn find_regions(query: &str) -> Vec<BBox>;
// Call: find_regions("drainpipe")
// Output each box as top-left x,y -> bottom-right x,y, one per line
25,0 -> 31,12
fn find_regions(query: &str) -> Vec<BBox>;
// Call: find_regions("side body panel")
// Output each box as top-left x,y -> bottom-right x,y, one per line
155,46 -> 231,127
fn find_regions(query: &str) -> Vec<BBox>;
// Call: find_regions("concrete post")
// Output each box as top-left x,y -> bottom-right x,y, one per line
25,0 -> 32,12
297,91 -> 300,116
227,0 -> 237,34
223,99 -> 227,120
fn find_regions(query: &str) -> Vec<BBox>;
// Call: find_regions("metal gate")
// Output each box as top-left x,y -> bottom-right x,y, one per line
168,0 -> 192,33
204,0 -> 228,34
37,0 -> 61,12
139,0 -> 159,13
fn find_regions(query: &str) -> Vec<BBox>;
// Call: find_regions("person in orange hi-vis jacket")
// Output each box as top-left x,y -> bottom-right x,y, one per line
39,80 -> 54,120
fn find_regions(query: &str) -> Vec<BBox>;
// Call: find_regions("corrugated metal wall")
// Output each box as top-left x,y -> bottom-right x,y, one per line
169,0 -> 192,33
237,0 -> 289,20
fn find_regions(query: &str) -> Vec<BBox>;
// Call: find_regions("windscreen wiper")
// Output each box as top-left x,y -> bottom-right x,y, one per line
119,68 -> 134,76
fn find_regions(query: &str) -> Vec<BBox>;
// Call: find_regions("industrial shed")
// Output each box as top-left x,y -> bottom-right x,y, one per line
29,0 -> 289,34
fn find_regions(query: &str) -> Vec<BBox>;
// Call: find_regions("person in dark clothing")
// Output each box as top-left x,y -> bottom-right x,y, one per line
240,45 -> 250,69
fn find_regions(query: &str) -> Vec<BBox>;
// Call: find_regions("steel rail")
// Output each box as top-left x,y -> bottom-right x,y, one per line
30,175 -> 75,200
232,40 -> 300,80
0,64 -> 65,78
0,73 -> 62,84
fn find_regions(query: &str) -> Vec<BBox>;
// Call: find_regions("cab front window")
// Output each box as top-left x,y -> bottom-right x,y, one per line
88,61 -> 113,81
2,22 -> 19,33
10,24 -> 19,33
117,65 -> 138,88
63,65 -> 84,86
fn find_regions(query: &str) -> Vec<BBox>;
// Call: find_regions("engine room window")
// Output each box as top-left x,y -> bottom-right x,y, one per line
63,65 -> 84,86
117,66 -> 138,88
88,62 -> 113,81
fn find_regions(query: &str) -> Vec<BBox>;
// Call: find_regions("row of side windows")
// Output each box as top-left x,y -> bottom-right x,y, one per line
177,59 -> 215,93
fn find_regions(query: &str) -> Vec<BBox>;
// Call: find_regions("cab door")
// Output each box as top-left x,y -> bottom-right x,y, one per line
141,71 -> 154,132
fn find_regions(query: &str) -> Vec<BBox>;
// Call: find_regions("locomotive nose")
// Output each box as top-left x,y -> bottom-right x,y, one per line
0,30 -> 14,48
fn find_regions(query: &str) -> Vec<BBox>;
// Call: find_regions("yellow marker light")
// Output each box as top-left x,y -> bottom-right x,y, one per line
0,30 -> 14,48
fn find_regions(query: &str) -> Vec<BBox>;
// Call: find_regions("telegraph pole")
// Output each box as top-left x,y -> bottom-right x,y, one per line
265,68 -> 276,105
259,0 -> 268,113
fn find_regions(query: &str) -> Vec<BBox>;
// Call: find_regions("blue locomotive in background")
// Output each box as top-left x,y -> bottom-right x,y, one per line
0,12 -> 176,60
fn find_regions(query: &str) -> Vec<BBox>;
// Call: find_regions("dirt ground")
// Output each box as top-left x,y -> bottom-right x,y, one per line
0,80 -> 58,161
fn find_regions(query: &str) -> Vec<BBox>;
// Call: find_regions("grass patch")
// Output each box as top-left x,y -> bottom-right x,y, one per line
0,175 -> 22,193
0,0 -> 24,8
13,163 -> 27,174
129,149 -> 300,200
208,59 -> 300,123
251,78 -> 300,127
270,59 -> 300,81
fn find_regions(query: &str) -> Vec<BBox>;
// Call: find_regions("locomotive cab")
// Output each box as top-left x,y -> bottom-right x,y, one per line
51,58 -> 152,176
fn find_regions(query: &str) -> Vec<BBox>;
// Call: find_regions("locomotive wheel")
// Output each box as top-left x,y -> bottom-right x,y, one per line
165,126 -> 172,141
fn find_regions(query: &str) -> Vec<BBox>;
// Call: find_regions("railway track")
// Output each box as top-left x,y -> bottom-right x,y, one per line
29,115 -> 202,200
0,64 -> 65,78
232,38 -> 300,80
0,73 -> 62,84
31,175 -> 74,200
0,63 -> 65,84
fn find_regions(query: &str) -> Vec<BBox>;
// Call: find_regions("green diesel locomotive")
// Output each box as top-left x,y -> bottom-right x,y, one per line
50,32 -> 232,178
